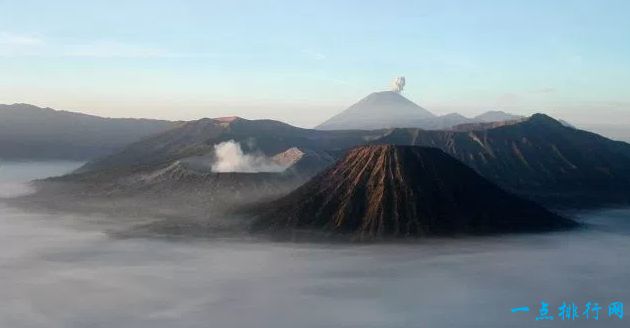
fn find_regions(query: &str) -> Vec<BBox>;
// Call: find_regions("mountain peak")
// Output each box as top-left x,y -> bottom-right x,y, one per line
474,110 -> 523,123
352,91 -> 429,111
316,91 -> 435,130
363,90 -> 410,100
527,113 -> 564,126
442,112 -> 469,119
1,103 -> 53,112
213,116 -> 243,123
253,145 -> 575,239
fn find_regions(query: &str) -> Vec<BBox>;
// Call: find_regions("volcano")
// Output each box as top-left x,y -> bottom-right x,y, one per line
252,145 -> 575,239
316,91 -> 435,130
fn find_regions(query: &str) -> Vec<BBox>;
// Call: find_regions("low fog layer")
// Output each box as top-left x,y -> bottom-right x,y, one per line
1,162 -> 629,327
2,205 -> 629,327
211,140 -> 289,173
0,161 -> 84,198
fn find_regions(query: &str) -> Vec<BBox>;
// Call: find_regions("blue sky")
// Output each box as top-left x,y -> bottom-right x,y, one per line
1,0 -> 629,127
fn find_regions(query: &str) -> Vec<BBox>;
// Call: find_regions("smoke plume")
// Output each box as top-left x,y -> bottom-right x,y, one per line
211,140 -> 288,173
391,76 -> 406,93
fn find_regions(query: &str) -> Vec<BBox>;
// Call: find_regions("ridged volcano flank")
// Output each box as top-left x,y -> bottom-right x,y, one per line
253,145 -> 575,239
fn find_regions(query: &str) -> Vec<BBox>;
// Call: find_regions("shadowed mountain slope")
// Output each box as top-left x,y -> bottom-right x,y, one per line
76,117 -> 386,177
252,145 -> 576,239
0,103 -> 177,160
374,114 -> 630,207
62,114 -> 630,208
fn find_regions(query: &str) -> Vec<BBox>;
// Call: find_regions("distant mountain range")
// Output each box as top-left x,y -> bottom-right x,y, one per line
315,91 -> 523,130
14,106 -> 630,240
8,97 -> 630,240
75,116 -> 384,176
252,145 -> 575,239
474,110 -> 523,123
0,103 -> 177,161
372,114 -> 630,207
3,101 -> 627,167
52,112 -> 630,209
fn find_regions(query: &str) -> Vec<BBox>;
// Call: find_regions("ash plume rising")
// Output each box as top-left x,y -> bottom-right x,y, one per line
391,76 -> 406,93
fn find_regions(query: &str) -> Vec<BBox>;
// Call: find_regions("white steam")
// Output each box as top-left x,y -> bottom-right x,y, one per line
391,76 -> 406,93
211,140 -> 287,173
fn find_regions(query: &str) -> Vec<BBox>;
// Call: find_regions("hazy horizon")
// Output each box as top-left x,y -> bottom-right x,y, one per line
2,0 -> 630,127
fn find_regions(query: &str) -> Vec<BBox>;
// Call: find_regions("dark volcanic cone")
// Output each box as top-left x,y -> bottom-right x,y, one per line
252,145 -> 576,239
